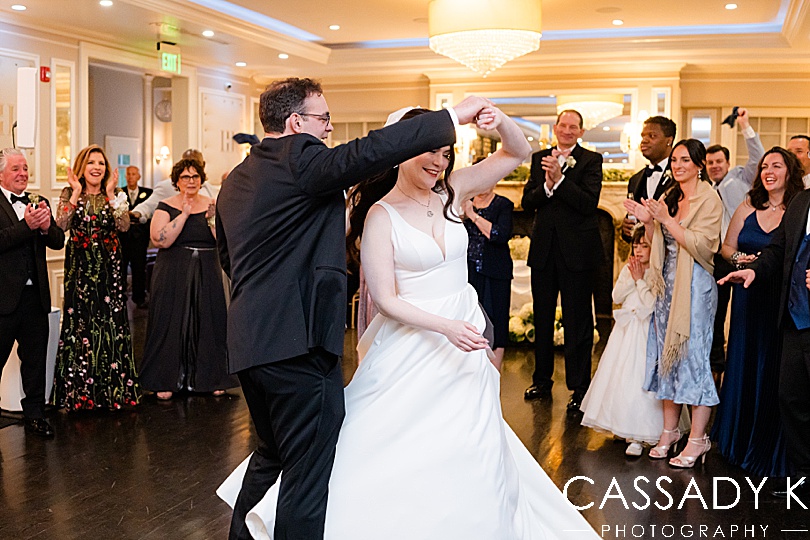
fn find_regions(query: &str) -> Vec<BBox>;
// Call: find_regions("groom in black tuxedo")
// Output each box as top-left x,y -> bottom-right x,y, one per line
0,148 -> 64,437
522,110 -> 604,411
720,189 -> 810,499
217,78 -> 491,540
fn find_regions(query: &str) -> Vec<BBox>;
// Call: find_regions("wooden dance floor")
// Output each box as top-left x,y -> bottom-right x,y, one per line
0,316 -> 807,539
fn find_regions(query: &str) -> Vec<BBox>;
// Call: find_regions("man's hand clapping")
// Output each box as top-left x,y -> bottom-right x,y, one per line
24,202 -> 51,232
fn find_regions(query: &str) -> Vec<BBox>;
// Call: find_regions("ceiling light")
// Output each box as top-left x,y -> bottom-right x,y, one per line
235,61 -> 247,67
278,53 -> 289,59
99,0 -> 113,6
725,3 -> 738,9
527,136 -> 534,141
10,4 -> 26,10
602,126 -> 611,131
612,19 -> 623,26
329,25 -> 340,31
557,94 -> 624,131
202,30 -> 215,37
428,0 -> 542,77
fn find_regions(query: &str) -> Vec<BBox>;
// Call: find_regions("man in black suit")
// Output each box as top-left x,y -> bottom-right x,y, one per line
720,190 -> 810,499
120,166 -> 152,308
522,110 -> 604,412
620,116 -> 676,242
0,148 -> 64,437
216,78 -> 490,540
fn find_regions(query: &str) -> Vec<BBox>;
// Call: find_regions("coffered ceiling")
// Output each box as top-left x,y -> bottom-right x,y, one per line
1,0 -> 809,82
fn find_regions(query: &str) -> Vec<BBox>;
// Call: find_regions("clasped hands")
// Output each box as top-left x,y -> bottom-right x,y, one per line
24,201 -> 52,233
452,96 -> 502,132
623,197 -> 673,227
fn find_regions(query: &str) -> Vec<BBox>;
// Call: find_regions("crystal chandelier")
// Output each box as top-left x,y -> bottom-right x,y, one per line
428,0 -> 542,77
556,95 -> 625,131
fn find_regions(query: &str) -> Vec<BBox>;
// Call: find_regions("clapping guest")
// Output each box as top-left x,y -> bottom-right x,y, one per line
624,139 -> 722,468
711,147 -> 803,477
120,166 -> 153,308
54,144 -> 140,411
0,148 -> 64,436
139,158 -> 236,400
461,185 -> 513,369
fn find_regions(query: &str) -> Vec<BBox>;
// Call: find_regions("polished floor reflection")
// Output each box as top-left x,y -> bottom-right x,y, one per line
0,315 -> 807,539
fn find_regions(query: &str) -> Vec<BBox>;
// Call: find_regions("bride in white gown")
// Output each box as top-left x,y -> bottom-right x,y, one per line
219,106 -> 600,540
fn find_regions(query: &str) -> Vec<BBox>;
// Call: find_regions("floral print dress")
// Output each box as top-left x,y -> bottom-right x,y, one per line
54,188 -> 140,410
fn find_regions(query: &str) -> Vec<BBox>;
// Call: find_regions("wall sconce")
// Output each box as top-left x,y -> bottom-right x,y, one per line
155,145 -> 171,164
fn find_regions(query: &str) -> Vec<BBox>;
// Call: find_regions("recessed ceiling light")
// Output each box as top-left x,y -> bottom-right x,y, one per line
11,4 -> 26,10
527,136 -> 534,141
602,126 -> 611,131
202,30 -> 215,38
725,3 -> 738,9
278,53 -> 289,60
235,61 -> 247,67
99,0 -> 113,6
612,19 -> 624,26
329,25 -> 340,31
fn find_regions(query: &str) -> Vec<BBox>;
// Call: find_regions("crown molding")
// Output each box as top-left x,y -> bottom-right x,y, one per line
119,0 -> 331,64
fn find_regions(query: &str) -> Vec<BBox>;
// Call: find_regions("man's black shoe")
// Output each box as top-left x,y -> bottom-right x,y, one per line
524,384 -> 552,401
24,418 -> 54,438
771,478 -> 809,499
567,391 -> 586,412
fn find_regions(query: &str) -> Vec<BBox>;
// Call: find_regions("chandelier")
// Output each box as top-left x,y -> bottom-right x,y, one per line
428,0 -> 542,77
556,95 -> 625,131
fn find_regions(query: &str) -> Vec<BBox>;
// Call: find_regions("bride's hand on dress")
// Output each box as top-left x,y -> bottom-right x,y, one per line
440,319 -> 488,352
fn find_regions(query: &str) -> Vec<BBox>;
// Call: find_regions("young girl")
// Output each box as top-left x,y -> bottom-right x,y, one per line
580,226 -> 663,456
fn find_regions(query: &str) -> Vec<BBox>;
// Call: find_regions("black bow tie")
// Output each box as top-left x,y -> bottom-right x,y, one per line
643,165 -> 663,178
10,193 -> 28,204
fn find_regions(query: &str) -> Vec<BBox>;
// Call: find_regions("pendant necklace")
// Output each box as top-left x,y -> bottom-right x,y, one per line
397,184 -> 433,217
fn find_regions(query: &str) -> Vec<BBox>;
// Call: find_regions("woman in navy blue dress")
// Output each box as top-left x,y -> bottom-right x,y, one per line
462,188 -> 513,370
710,147 -> 804,477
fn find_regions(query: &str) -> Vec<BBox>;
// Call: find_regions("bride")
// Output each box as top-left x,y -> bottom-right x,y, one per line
219,106 -> 600,539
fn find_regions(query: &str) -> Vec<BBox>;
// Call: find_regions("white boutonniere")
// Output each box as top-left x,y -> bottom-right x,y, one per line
111,191 -> 129,218
662,170 -> 673,183
27,193 -> 41,206
138,192 -> 147,199
565,155 -> 577,169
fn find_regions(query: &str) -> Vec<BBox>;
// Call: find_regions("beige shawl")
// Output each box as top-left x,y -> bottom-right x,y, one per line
648,180 -> 722,376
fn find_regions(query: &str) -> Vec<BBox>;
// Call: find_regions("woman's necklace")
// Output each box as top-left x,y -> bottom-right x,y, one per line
766,200 -> 784,212
396,184 -> 433,217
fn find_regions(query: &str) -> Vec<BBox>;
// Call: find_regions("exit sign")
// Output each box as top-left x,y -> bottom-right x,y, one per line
158,42 -> 181,74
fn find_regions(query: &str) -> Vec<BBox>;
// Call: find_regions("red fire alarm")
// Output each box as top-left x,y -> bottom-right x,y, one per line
40,66 -> 51,83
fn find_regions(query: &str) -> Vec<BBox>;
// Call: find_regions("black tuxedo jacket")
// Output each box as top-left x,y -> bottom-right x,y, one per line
0,194 -> 65,315
627,162 -> 673,202
127,186 -> 153,211
124,186 -> 153,240
216,109 -> 456,373
521,145 -> 604,272
749,189 -> 810,330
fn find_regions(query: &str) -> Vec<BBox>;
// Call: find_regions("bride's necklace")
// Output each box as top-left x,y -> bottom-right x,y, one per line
397,184 -> 433,217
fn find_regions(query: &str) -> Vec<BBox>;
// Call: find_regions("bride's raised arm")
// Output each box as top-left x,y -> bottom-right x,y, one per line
361,206 -> 488,353
451,107 -> 531,202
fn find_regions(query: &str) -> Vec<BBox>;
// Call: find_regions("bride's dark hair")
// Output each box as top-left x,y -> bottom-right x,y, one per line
346,108 -> 457,267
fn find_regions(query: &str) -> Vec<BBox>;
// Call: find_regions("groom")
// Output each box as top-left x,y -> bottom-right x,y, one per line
216,78 -> 491,540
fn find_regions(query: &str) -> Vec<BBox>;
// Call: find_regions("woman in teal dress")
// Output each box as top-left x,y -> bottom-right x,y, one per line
710,147 -> 803,477
54,144 -> 140,410
624,139 -> 722,468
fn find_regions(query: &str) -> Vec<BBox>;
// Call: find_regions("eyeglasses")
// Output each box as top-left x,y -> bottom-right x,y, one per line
179,174 -> 201,181
297,112 -> 331,125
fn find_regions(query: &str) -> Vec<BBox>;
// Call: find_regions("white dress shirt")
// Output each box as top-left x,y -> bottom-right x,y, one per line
1,185 -> 34,284
543,145 -> 575,197
646,157 -> 670,201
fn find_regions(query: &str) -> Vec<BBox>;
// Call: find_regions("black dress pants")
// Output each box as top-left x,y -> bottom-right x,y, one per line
780,326 -> 810,477
531,242 -> 595,394
710,253 -> 734,373
230,348 -> 345,540
121,228 -> 149,305
0,287 -> 49,419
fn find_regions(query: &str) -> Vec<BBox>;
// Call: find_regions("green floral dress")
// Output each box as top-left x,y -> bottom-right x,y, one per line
54,188 -> 141,410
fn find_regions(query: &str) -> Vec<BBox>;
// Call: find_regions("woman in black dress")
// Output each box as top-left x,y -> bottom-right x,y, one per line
462,187 -> 514,369
139,158 -> 236,399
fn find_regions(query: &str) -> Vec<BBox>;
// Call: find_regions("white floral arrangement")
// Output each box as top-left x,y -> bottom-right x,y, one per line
509,303 -> 600,346
111,191 -> 129,219
508,236 -> 531,261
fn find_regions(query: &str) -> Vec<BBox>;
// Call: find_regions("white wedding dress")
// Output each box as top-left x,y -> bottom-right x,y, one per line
218,201 -> 599,540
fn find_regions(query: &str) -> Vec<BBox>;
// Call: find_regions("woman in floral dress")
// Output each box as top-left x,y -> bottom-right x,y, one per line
54,144 -> 140,410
